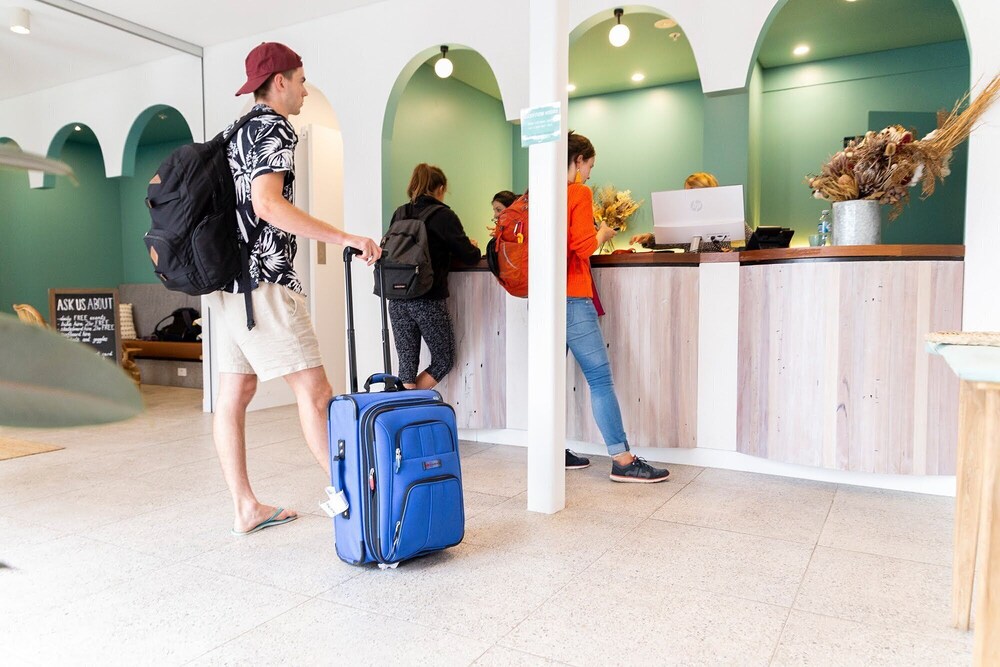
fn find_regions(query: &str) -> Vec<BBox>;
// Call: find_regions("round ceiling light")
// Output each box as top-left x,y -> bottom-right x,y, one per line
631,72 -> 645,83
609,8 -> 630,47
567,83 -> 577,92
793,44 -> 810,56
434,45 -> 453,78
654,18 -> 678,29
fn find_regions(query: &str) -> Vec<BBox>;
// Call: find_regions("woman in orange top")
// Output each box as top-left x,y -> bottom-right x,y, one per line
565,131 -> 670,483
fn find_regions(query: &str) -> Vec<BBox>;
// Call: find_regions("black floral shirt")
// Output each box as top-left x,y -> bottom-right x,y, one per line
223,103 -> 301,294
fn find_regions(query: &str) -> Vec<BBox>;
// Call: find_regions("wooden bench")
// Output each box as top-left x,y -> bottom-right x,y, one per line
122,339 -> 201,361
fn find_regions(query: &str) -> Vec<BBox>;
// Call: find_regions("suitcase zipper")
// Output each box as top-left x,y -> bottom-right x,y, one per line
393,419 -> 457,474
385,474 -> 459,562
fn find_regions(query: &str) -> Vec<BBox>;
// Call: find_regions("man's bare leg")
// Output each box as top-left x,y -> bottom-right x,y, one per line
284,366 -> 333,477
215,371 -> 297,532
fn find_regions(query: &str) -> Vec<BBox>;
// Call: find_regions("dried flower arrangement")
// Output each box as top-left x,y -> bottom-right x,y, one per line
807,73 -> 1000,220
593,185 -> 643,253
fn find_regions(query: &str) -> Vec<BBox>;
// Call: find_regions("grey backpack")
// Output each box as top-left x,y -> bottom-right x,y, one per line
375,203 -> 443,300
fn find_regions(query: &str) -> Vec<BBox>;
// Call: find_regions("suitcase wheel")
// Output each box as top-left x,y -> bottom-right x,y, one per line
377,562 -> 399,570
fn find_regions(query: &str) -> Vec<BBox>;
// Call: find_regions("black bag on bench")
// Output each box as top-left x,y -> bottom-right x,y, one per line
151,308 -> 201,343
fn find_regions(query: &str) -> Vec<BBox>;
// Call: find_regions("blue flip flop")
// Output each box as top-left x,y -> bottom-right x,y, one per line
231,507 -> 298,536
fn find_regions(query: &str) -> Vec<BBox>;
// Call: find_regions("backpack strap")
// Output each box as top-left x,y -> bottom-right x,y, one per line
152,312 -> 174,337
415,203 -> 445,223
222,107 -> 281,144
223,107 -> 282,331
240,243 -> 255,331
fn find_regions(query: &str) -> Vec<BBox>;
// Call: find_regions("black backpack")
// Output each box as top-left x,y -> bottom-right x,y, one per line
144,108 -> 277,330
374,203 -> 443,300
152,307 -> 202,342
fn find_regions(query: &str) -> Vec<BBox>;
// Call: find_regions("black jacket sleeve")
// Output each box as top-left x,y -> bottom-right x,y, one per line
430,207 -> 481,265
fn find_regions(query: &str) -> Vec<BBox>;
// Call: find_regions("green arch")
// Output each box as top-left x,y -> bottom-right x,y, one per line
121,105 -> 193,178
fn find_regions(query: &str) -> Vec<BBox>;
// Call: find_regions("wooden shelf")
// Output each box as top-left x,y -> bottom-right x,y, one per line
123,339 -> 201,361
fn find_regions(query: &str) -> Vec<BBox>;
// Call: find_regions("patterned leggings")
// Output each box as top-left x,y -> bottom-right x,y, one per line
387,298 -> 455,385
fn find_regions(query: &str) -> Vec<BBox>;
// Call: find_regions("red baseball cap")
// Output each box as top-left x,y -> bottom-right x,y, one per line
235,42 -> 303,96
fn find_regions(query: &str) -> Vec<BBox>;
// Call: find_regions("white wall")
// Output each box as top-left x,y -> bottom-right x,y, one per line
0,53 -> 204,183
956,1 -> 1000,331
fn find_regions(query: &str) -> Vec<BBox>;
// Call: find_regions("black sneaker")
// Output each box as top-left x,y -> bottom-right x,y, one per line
565,449 -> 590,469
610,456 -> 670,483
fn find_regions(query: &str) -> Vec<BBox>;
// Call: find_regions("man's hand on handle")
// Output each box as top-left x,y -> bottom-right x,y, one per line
345,235 -> 381,266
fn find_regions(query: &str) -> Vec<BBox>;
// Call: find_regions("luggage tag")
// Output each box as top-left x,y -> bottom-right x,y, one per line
319,486 -> 349,518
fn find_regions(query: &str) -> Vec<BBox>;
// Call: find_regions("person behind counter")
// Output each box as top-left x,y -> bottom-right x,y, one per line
564,130 -> 671,483
629,172 -> 719,247
491,190 -> 517,224
387,163 -> 480,390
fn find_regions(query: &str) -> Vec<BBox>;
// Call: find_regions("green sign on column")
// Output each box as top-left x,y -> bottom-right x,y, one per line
520,103 -> 561,147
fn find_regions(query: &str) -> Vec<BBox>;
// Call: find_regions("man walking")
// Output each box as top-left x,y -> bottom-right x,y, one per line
207,42 -> 381,535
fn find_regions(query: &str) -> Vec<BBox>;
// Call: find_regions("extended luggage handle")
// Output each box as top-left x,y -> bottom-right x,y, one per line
343,247 -> 394,393
364,373 -> 406,393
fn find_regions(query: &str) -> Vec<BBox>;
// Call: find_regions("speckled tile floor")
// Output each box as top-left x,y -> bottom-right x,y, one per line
0,386 -> 970,666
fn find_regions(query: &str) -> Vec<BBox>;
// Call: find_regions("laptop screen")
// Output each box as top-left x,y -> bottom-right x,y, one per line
651,184 -> 746,245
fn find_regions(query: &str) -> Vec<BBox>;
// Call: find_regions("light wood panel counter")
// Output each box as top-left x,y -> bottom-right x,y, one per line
442,245 -> 964,479
736,245 -> 963,475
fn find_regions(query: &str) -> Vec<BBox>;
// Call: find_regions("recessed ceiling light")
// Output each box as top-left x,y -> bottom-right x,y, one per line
845,0 -> 858,3
73,125 -> 81,132
631,72 -> 645,83
8,7 -> 30,35
157,113 -> 168,121
793,44 -> 810,56
654,18 -> 677,29
567,83 -> 576,92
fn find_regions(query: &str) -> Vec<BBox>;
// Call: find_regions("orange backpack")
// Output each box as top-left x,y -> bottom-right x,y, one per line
486,193 -> 529,298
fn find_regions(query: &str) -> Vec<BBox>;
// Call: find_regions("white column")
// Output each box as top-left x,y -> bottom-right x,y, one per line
526,0 -> 569,514
696,261 -> 740,450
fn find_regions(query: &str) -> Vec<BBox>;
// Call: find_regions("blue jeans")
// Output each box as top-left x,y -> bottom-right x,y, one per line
566,297 -> 629,456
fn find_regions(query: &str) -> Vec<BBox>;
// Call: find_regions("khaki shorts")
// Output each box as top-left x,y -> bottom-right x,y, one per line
205,282 -> 322,382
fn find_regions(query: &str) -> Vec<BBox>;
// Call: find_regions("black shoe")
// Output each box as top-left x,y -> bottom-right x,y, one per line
565,449 -> 590,469
610,456 -> 670,483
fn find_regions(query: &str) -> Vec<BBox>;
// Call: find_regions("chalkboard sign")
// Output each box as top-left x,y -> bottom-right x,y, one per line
48,288 -> 121,365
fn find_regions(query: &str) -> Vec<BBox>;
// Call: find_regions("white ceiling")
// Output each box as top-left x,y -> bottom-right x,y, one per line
0,0 -> 387,101
67,0 -> 387,47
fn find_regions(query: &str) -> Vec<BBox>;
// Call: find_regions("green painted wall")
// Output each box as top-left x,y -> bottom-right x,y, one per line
387,72 -> 715,252
512,125 -> 528,196
120,140 -> 186,283
748,62 -> 764,230
0,142 -> 123,318
759,40 -> 969,244
567,81 -> 706,249
384,64 -> 513,249
703,90 -> 750,194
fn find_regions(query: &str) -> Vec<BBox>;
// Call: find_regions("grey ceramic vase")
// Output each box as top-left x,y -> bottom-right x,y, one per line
832,200 -> 881,245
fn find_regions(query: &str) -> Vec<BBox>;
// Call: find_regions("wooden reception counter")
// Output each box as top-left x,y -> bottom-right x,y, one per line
438,245 -> 964,480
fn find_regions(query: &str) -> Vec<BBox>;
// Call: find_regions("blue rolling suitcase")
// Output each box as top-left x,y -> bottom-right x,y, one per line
327,248 -> 465,568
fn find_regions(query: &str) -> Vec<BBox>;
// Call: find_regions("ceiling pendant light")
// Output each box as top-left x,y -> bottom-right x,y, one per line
434,45 -> 453,79
9,7 -> 30,35
609,8 -> 630,47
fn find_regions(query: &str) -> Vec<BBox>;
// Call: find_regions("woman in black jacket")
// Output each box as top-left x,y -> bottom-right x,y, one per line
388,163 -> 480,389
